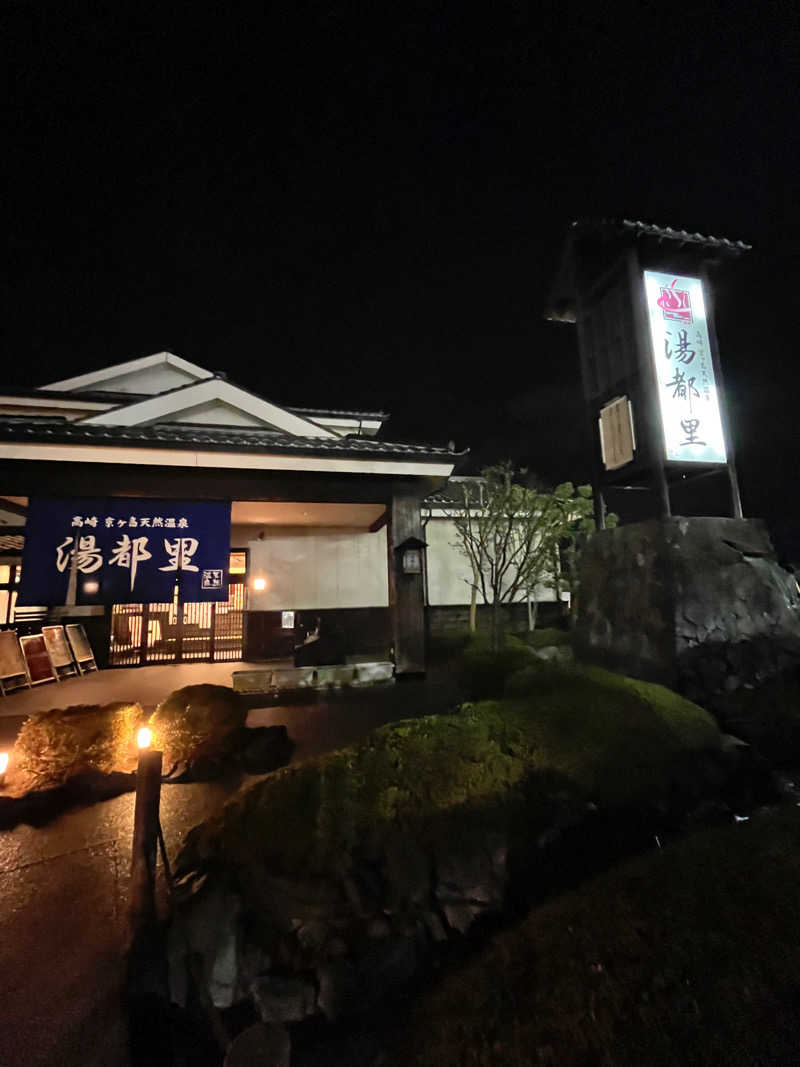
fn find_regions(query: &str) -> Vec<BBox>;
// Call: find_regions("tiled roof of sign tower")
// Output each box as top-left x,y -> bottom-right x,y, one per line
545,217 -> 752,323
0,417 -> 464,462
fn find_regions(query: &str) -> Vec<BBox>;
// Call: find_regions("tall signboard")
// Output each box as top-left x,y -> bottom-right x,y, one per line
643,271 -> 727,464
17,498 -> 231,606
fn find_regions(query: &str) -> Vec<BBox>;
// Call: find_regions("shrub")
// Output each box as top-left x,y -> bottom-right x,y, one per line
459,634 -> 534,699
11,701 -> 143,791
149,684 -> 246,769
518,626 -> 572,650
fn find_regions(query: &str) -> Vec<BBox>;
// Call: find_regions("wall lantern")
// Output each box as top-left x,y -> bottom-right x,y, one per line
253,577 -> 267,591
394,536 -> 427,575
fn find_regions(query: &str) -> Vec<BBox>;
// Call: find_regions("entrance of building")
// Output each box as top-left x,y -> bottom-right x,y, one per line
109,580 -> 245,666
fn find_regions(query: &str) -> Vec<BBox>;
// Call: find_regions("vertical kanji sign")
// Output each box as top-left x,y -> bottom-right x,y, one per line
17,498 -> 232,605
643,271 -> 727,464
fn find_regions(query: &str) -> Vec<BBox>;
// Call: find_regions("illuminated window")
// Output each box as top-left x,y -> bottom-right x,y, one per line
0,565 -> 10,585
281,611 -> 295,629
229,551 -> 246,575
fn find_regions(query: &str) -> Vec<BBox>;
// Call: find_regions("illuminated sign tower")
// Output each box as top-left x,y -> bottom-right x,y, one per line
546,219 -> 750,524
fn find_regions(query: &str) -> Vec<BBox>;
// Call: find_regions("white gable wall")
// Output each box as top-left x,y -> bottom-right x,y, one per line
74,363 -> 208,395
42,352 -> 212,394
164,400 -> 279,428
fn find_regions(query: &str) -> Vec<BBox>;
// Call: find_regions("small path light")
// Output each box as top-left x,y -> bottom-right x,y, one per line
137,726 -> 152,750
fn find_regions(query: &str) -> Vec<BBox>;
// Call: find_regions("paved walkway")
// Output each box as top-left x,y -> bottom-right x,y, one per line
0,663 -> 460,1067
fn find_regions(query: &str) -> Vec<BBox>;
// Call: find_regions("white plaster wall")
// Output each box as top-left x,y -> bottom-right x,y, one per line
167,400 -> 275,427
425,517 -> 558,606
247,527 -> 389,609
74,364 -> 207,395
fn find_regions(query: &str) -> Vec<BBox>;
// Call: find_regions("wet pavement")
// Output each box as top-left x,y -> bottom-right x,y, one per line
0,664 -> 460,1067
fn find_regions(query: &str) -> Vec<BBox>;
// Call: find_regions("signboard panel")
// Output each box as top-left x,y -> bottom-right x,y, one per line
18,498 -> 231,605
643,271 -> 727,464
599,395 -> 636,470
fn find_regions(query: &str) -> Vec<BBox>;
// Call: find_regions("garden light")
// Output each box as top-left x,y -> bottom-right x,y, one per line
137,727 -> 152,749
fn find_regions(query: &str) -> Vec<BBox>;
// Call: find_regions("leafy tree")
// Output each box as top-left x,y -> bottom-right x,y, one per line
438,463 -> 606,648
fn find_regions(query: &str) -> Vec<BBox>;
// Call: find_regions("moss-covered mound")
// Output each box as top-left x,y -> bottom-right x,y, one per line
178,665 -> 724,882
392,808 -> 800,1067
149,684 -> 246,771
459,635 -> 536,699
9,701 -> 143,792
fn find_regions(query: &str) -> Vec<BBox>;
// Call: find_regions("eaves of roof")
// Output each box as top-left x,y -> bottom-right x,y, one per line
286,406 -> 390,421
545,217 -> 752,324
0,418 -> 466,463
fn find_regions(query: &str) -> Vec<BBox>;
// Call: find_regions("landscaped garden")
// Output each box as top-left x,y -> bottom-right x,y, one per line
165,636 -> 796,1064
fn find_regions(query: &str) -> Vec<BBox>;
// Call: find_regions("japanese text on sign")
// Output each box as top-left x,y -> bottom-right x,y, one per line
17,498 -> 231,606
643,271 -> 727,463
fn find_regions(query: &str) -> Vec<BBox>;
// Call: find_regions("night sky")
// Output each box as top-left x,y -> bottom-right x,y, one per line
7,5 -> 800,531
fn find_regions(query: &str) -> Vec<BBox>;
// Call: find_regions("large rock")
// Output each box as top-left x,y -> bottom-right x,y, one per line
150,684 -> 246,773
575,517 -> 800,707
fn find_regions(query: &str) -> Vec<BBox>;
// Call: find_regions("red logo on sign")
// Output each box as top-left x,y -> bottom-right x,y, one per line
657,279 -> 693,323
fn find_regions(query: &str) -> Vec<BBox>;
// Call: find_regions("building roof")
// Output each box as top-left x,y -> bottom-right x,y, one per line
286,406 -> 389,422
546,217 -> 752,323
0,417 -> 464,463
584,218 -> 752,253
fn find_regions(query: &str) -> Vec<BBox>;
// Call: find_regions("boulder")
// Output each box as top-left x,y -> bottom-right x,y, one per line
150,684 -> 246,773
239,725 -> 294,775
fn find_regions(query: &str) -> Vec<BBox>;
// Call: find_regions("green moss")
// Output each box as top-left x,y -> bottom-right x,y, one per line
459,634 -> 535,698
393,809 -> 800,1067
519,626 -> 572,649
149,684 -> 246,767
179,667 -> 722,881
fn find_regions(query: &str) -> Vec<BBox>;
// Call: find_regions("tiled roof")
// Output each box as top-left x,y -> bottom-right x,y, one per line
0,417 -> 464,463
607,218 -> 751,253
286,406 -> 389,421
546,217 -> 751,323
0,534 -> 24,552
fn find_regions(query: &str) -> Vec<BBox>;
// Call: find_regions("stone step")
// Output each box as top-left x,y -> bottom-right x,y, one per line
232,661 -> 394,694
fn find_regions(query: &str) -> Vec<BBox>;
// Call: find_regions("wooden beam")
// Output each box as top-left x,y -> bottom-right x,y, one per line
369,508 -> 389,533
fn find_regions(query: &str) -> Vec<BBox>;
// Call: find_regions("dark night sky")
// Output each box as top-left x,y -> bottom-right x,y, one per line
6,4 -> 800,527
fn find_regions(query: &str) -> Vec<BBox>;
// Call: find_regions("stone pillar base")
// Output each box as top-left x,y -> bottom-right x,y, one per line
575,518 -> 800,705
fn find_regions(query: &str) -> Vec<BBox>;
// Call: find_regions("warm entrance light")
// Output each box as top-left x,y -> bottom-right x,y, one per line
137,727 -> 152,749
0,752 -> 8,776
253,577 -> 267,591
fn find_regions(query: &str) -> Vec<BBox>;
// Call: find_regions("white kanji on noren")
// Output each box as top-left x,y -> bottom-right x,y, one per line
109,534 -> 152,591
55,535 -> 104,574
159,537 -> 199,573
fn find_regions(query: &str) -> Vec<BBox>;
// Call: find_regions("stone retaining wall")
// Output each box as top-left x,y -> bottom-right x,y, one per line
575,517 -> 800,705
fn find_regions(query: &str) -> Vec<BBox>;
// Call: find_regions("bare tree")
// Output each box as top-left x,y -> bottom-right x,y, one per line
440,463 -> 597,649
